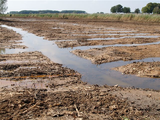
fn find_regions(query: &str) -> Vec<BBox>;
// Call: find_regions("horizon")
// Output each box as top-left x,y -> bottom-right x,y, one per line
7,0 -> 160,14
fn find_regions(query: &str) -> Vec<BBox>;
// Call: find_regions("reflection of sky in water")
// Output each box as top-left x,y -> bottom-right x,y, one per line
1,25 -> 160,90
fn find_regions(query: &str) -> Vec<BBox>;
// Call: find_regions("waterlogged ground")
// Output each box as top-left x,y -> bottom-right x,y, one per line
0,17 -> 160,119
0,25 -> 27,49
113,61 -> 160,78
1,18 -> 160,89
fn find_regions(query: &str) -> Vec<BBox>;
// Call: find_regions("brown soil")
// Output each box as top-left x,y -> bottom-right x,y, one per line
1,17 -> 160,42
113,62 -> 160,78
1,80 -> 160,119
0,51 -> 80,81
0,49 -> 159,120
56,37 -> 160,48
0,25 -> 27,49
71,44 -> 160,65
0,17 -> 160,119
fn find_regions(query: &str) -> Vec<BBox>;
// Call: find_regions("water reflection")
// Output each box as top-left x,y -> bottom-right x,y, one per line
1,25 -> 160,90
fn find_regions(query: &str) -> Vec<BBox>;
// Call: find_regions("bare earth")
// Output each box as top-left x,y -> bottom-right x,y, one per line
0,51 -> 80,81
56,37 -> 160,48
0,25 -> 27,49
71,44 -> 160,64
0,51 -> 159,119
113,62 -> 160,78
0,17 -> 160,119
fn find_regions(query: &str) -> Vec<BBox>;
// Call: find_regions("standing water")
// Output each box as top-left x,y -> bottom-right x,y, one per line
1,25 -> 160,90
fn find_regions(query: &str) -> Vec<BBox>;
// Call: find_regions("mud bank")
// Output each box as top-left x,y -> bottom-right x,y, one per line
0,51 -> 80,81
56,37 -> 160,48
1,79 -> 160,119
1,18 -> 160,42
0,18 -> 160,119
0,25 -> 27,49
0,53 -> 159,119
113,61 -> 160,78
71,44 -> 160,65
0,52 -> 159,119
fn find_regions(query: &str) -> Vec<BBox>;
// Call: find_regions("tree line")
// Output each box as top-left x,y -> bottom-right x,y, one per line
9,10 -> 87,14
111,2 -> 160,14
0,1 -> 160,15
111,4 -> 132,13
142,3 -> 160,14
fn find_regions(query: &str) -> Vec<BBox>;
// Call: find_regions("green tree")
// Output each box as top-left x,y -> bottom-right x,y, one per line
123,7 -> 131,13
134,8 -> 140,14
0,0 -> 7,14
110,6 -> 116,13
146,2 -> 158,13
153,6 -> 160,14
110,4 -> 123,13
116,4 -> 123,13
141,2 -> 160,13
142,6 -> 150,13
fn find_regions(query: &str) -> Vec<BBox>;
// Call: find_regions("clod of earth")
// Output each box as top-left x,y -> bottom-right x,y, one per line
113,61 -> 160,78
71,44 -> 160,64
0,51 -> 81,81
0,17 -> 160,119
0,26 -> 27,49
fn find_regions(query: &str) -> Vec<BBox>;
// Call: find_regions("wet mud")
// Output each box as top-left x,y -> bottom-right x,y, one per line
0,52 -> 159,119
71,44 -> 160,65
0,51 -> 80,81
113,61 -> 160,78
1,17 -> 160,42
0,17 -> 160,119
56,37 -> 160,48
1,78 -> 160,119
0,25 -> 27,49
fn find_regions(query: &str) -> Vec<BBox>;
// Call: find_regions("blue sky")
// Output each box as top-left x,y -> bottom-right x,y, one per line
7,0 -> 160,13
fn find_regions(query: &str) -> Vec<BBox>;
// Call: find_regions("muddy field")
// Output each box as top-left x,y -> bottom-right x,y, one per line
0,51 -> 80,81
0,17 -> 160,119
0,51 -> 159,119
113,61 -> 160,78
71,44 -> 160,64
0,25 -> 27,49
56,37 -> 160,48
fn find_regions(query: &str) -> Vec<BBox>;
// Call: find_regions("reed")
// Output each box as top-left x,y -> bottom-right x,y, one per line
1,13 -> 160,23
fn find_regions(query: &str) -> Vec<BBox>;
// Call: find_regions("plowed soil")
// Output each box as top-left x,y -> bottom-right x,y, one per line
0,25 -> 27,49
56,37 -> 160,48
113,61 -> 160,78
71,44 -> 160,64
0,17 -> 160,119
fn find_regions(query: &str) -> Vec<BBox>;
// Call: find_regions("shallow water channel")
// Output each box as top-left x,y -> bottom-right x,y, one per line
1,25 -> 160,90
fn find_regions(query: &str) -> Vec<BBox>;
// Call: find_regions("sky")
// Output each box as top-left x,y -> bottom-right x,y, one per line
7,0 -> 160,13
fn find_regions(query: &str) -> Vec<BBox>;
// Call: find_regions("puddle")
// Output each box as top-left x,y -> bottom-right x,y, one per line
86,33 -> 148,36
1,25 -> 160,90
52,27 -> 63,29
67,41 -> 160,50
103,30 -> 137,33
87,36 -> 159,41
0,79 -> 47,89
